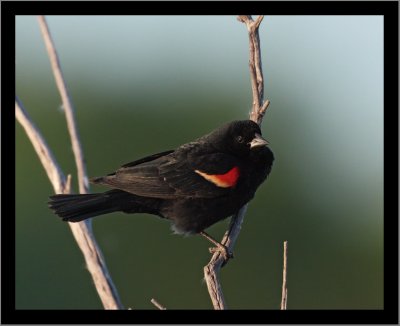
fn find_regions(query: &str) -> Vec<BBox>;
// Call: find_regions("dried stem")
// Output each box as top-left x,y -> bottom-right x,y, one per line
151,298 -> 167,310
203,206 -> 247,309
67,223 -> 123,309
237,15 -> 270,126
15,16 -> 124,309
37,16 -> 88,194
15,97 -> 67,194
16,96 -> 123,310
281,241 -> 288,310
203,15 -> 270,310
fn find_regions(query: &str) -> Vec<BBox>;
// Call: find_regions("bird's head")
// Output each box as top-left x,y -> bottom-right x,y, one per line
207,120 -> 269,157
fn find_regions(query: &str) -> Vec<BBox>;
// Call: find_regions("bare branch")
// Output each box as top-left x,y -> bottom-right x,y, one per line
204,15 -> 270,310
237,15 -> 269,126
15,97 -> 67,194
17,16 -> 124,310
204,206 -> 247,309
281,241 -> 288,310
37,16 -> 89,194
151,298 -> 167,310
254,16 -> 264,29
64,174 -> 72,194
16,96 -> 124,310
260,99 -> 271,117
237,15 -> 251,23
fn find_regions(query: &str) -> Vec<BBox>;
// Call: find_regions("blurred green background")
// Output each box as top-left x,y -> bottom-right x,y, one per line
16,16 -> 383,309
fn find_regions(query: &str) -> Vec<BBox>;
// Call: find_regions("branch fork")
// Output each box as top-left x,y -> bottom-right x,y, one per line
16,16 -> 123,310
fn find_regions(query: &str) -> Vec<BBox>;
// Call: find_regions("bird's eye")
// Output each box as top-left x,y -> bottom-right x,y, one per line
236,136 -> 244,143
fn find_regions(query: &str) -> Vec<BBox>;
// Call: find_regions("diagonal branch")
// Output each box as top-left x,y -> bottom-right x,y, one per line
37,16 -> 88,194
15,97 -> 67,194
203,15 -> 269,309
151,298 -> 167,310
17,15 -> 124,310
16,96 -> 124,310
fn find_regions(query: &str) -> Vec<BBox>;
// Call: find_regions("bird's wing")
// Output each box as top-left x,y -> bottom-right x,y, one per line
119,150 -> 175,168
91,150 -> 241,199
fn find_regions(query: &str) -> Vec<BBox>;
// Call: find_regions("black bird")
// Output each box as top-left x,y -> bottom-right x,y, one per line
49,120 -> 274,259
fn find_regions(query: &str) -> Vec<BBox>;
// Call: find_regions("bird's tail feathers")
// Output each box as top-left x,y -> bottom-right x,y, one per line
49,190 -> 122,222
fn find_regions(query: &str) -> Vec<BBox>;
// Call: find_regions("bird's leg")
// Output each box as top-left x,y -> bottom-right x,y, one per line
200,231 -> 234,263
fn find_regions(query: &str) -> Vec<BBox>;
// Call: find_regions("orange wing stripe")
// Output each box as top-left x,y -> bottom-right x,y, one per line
195,166 -> 240,188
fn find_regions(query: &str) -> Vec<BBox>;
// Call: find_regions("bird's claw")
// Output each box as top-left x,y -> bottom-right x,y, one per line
209,244 -> 234,265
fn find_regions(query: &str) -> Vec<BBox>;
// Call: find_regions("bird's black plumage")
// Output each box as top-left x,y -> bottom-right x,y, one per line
49,120 -> 274,235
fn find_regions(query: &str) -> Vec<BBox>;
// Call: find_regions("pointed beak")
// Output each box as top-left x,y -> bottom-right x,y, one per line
250,133 -> 269,148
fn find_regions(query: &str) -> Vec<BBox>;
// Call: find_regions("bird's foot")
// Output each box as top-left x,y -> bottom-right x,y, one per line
209,244 -> 234,266
200,231 -> 234,266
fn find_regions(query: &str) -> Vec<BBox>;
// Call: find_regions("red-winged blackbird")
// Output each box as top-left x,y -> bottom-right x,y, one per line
49,120 -> 274,258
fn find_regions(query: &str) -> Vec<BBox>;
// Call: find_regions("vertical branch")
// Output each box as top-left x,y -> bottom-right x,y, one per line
281,241 -> 288,310
37,16 -> 88,194
237,15 -> 270,126
33,16 -> 124,309
203,15 -> 270,310
204,206 -> 247,309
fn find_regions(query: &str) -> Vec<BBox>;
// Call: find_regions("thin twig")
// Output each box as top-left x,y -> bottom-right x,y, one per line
37,16 -> 88,194
15,97 -> 67,194
30,15 -> 124,309
204,206 -> 247,309
16,97 -> 124,310
281,241 -> 288,310
203,15 -> 269,310
151,298 -> 167,310
237,15 -> 270,126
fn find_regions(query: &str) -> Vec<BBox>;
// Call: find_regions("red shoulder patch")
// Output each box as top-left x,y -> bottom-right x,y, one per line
195,166 -> 240,188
